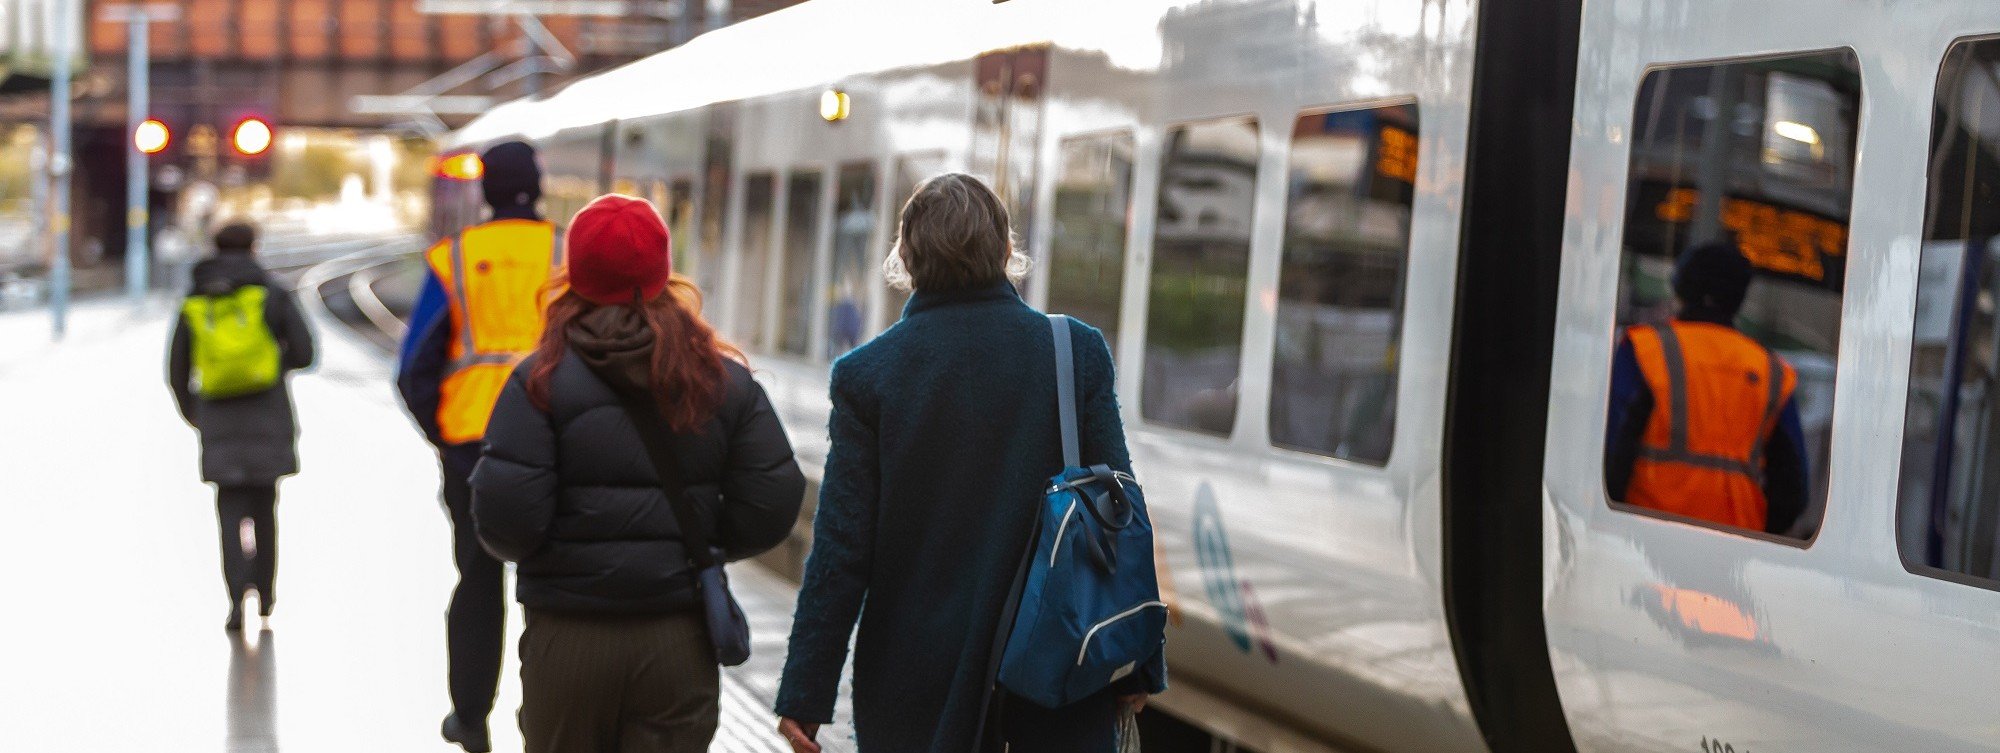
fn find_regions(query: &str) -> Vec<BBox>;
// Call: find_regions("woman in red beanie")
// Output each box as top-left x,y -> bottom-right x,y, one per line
471,194 -> 806,752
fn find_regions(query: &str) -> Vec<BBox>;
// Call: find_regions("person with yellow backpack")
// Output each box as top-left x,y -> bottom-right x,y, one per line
396,141 -> 560,753
167,222 -> 316,632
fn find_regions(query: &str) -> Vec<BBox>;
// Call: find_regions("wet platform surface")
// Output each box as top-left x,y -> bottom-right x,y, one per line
0,270 -> 852,751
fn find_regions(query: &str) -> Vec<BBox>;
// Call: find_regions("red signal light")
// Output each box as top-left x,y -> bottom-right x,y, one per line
231,117 -> 273,156
134,119 -> 170,154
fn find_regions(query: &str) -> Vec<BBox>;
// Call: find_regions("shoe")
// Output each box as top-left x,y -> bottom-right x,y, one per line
441,714 -> 491,753
224,601 -> 244,632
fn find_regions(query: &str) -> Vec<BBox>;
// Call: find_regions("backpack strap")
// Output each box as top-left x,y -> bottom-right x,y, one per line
1050,314 -> 1079,469
617,396 -> 718,572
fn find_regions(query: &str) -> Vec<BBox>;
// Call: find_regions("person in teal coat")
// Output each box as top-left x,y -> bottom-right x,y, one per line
776,174 -> 1161,753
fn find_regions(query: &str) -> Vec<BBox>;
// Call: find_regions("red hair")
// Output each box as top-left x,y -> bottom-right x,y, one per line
526,273 -> 744,433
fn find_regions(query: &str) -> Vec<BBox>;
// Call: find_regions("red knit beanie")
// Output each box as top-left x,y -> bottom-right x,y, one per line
565,194 -> 672,305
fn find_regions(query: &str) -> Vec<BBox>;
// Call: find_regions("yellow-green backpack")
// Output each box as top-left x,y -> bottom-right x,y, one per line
183,285 -> 281,399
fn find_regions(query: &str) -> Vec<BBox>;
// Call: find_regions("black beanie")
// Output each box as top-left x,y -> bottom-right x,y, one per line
214,222 -> 257,254
481,140 -> 542,211
1672,240 -> 1753,320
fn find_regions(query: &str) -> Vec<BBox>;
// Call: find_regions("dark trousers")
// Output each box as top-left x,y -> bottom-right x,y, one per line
518,610 -> 720,753
996,689 -> 1120,753
215,484 -> 277,608
444,467 -> 506,724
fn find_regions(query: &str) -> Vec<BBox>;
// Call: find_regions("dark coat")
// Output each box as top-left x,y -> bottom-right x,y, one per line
167,253 -> 316,487
471,310 -> 806,615
775,281 -> 1144,752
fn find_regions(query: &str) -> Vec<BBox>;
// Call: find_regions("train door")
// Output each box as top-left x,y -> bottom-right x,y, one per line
1542,3 -> 2000,751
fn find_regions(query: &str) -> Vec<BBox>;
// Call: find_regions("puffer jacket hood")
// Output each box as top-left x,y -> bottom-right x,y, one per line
189,252 -> 271,297
568,305 -> 653,398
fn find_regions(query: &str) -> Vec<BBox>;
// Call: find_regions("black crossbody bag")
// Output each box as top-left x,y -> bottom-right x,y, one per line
619,396 -> 753,667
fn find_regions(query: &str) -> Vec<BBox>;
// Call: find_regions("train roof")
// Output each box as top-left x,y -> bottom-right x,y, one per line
448,0 -> 1174,147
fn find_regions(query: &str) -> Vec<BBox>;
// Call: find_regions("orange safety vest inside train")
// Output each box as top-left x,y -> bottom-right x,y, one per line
424,218 -> 562,445
1623,321 -> 1796,531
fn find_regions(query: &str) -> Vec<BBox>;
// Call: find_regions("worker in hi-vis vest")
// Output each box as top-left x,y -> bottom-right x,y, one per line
396,140 -> 559,753
1605,240 -> 1811,537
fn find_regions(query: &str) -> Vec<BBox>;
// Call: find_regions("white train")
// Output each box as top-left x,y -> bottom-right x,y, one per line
436,0 -> 2000,750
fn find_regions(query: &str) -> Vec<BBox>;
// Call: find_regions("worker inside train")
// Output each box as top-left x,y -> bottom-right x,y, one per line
396,140 -> 561,753
1604,240 -> 1810,537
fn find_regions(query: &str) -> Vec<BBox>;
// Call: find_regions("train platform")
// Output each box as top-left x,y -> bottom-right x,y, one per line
0,267 -> 854,751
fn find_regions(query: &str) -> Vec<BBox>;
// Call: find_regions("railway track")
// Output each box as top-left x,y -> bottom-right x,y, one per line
279,237 -> 422,352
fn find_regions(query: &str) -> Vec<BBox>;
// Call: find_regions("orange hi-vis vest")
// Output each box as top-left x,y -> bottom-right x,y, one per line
1624,321 -> 1797,531
425,218 -> 563,445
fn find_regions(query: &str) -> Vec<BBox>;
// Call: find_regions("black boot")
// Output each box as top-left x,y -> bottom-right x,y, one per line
224,599 -> 244,632
441,713 -> 491,753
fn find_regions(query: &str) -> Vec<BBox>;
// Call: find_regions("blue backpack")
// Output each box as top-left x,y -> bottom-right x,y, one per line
994,315 -> 1167,709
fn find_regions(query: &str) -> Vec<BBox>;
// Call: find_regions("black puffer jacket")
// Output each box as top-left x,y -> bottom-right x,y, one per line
471,307 -> 806,614
167,252 -> 316,486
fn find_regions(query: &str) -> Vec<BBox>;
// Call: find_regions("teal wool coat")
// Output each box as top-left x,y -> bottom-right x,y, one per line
775,281 -> 1153,752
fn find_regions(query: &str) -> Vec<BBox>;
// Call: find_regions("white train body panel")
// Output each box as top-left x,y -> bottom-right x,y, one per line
1544,1 -> 2000,751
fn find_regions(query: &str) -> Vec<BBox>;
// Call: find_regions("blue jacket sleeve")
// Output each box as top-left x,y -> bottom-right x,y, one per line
1603,338 -> 1650,502
775,361 -> 879,725
1762,397 -> 1811,536
396,271 -> 452,448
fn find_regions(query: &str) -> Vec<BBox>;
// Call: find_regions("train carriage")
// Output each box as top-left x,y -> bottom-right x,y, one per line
436,0 -> 2000,750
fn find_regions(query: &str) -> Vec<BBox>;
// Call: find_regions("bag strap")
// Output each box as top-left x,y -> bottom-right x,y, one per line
1049,314 -> 1079,469
618,396 -> 718,571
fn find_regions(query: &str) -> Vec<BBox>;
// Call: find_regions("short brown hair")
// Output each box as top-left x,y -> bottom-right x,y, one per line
886,173 -> 1026,291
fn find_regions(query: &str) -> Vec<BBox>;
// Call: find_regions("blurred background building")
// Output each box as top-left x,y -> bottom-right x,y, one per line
0,0 -> 806,305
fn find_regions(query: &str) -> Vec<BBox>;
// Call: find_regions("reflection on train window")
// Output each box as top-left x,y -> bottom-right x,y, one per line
1047,132 -> 1134,354
735,173 -> 776,350
1604,51 -> 1859,540
777,170 -> 823,358
1268,103 -> 1418,464
828,163 -> 877,358
666,179 -> 697,286
1142,116 -> 1259,436
884,152 -> 946,329
1899,39 -> 2000,586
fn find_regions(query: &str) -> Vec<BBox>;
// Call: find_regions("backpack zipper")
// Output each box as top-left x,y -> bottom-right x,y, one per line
1076,601 -> 1166,666
1048,498 -> 1079,567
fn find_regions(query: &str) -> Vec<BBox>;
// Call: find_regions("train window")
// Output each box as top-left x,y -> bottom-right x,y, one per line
1142,116 -> 1259,436
665,179 -> 699,285
1047,132 -> 1135,353
735,173 -> 776,350
777,170 -> 823,358
1603,50 -> 1859,540
1268,103 -> 1418,464
1899,39 -> 2000,586
883,152 -> 947,329
828,163 -> 877,358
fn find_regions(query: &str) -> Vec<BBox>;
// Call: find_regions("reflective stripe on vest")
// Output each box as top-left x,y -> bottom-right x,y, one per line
444,228 -> 564,375
1636,323 -> 1785,482
1624,321 -> 1796,531
425,220 -> 563,444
